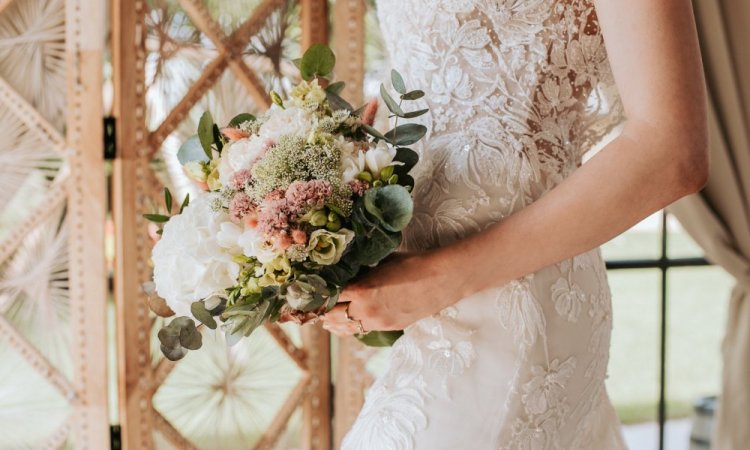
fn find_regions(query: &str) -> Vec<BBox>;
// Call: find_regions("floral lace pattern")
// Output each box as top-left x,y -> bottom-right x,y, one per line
342,1 -> 627,448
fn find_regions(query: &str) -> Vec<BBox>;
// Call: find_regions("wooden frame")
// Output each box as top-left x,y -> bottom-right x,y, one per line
0,0 -> 108,448
112,1 -> 331,449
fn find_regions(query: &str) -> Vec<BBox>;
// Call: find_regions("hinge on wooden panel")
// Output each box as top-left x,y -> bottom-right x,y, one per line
104,116 -> 117,160
110,424 -> 121,449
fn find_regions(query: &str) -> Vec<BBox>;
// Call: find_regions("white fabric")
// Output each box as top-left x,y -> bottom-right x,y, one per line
342,1 -> 629,449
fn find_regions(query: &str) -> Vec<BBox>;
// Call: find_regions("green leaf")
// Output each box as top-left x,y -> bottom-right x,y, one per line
300,44 -> 336,81
228,113 -> 255,127
402,108 -> 429,119
384,124 -> 427,146
363,185 -> 414,232
223,300 -> 272,337
143,214 -> 170,223
351,228 -> 401,266
401,90 -> 425,100
391,69 -> 406,94
197,111 -> 215,160
356,330 -> 404,347
212,123 -> 224,152
320,254 -> 361,287
326,91 -> 354,112
164,188 -> 173,214
191,301 -> 217,329
380,84 -> 404,116
393,147 -> 419,174
180,193 -> 190,213
360,123 -> 386,140
326,81 -> 346,95
177,135 -> 210,165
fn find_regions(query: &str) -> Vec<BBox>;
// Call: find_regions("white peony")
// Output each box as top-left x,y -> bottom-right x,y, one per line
259,106 -> 312,142
152,194 -> 240,318
217,137 -> 266,186
366,140 -> 401,177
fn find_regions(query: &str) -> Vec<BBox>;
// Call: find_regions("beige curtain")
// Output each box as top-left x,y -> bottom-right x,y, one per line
669,1 -> 750,449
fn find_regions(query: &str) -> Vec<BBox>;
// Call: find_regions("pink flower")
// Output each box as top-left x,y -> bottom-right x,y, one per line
229,192 -> 256,223
230,169 -> 252,190
273,234 -> 292,251
348,179 -> 369,196
361,97 -> 379,126
221,127 -> 250,141
291,228 -> 308,245
285,180 -> 332,213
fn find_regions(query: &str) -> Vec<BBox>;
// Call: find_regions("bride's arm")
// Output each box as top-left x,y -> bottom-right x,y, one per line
322,0 -> 708,334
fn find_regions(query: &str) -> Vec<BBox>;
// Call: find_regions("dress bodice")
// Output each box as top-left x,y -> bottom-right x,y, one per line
375,0 -> 625,251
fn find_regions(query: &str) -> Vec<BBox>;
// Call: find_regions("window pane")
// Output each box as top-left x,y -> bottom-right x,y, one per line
607,269 -> 661,449
664,266 -> 733,450
667,215 -> 705,259
603,211 -> 663,261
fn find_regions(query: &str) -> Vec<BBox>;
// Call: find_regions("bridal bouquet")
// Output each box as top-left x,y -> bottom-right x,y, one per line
146,45 -> 428,360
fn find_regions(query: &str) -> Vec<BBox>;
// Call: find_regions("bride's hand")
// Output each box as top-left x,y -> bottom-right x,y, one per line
320,251 -> 456,336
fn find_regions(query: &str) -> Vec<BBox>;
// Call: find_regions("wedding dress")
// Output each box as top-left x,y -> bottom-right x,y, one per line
342,1 -> 628,449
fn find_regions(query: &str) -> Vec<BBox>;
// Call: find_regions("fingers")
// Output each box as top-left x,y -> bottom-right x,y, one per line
321,302 -> 363,337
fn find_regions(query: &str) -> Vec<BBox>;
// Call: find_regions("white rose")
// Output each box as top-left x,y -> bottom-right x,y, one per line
365,140 -> 401,177
218,137 -> 266,186
152,194 -> 240,317
259,106 -> 312,142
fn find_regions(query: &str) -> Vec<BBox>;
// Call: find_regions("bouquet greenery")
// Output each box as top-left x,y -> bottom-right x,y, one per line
146,44 -> 428,360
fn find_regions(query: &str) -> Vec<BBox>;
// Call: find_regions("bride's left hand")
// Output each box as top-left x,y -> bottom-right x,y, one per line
320,251 -> 457,336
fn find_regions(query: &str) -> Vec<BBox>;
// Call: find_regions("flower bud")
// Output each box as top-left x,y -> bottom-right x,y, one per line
271,91 -> 285,109
379,165 -> 394,180
308,210 -> 328,227
356,171 -> 373,183
326,219 -> 342,232
327,211 -> 339,223
387,174 -> 399,185
373,180 -> 383,188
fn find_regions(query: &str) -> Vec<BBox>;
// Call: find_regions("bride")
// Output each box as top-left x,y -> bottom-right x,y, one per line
321,0 -> 708,448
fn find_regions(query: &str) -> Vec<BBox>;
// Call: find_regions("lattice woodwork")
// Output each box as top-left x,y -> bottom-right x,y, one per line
112,1 -> 331,449
0,0 -> 108,448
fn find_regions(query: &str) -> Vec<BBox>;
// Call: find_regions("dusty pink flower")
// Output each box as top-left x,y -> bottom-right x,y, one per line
273,234 -> 293,251
285,180 -> 332,213
291,228 -> 307,245
257,196 -> 292,239
229,192 -> 256,223
230,169 -> 252,190
221,127 -> 250,141
361,97 -> 379,126
348,179 -> 369,197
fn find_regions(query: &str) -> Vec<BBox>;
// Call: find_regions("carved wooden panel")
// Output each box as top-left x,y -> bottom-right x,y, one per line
0,0 -> 108,448
112,1 -> 330,449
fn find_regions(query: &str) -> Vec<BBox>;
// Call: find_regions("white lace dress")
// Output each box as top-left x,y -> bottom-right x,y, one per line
342,1 -> 629,449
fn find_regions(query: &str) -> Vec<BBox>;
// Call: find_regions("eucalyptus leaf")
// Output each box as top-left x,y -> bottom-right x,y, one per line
326,81 -> 346,95
364,185 -> 414,232
191,301 -> 217,329
228,113 -> 255,127
164,188 -> 172,213
402,90 -> 425,100
356,330 -> 404,347
326,91 -> 354,112
391,69 -> 406,94
402,108 -> 429,118
212,124 -> 224,152
300,44 -> 336,81
384,124 -> 427,146
360,123 -> 386,141
197,111 -> 215,160
352,227 -> 401,266
157,325 -> 181,349
143,214 -> 170,223
160,344 -> 187,361
179,323 -> 203,350
393,147 -> 419,173
148,296 -> 175,318
180,193 -> 190,213
380,84 -> 404,116
177,135 -> 209,164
